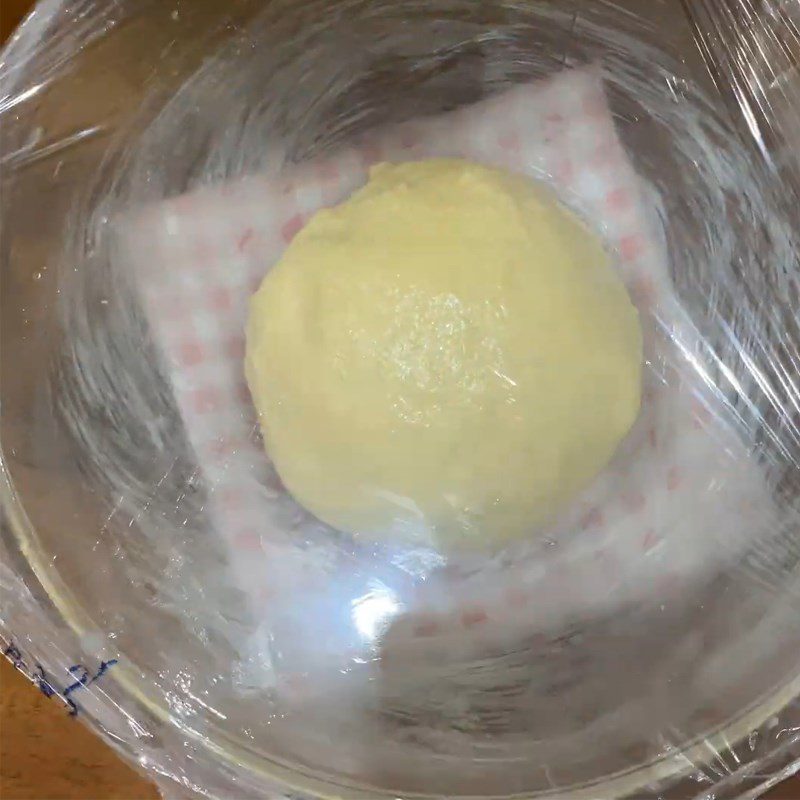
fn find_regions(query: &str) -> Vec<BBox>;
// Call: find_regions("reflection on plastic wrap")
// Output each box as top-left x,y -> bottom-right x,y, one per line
1,1 -> 799,799
682,0 -> 800,168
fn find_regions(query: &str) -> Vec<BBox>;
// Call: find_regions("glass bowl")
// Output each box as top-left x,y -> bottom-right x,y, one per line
2,1 -> 799,798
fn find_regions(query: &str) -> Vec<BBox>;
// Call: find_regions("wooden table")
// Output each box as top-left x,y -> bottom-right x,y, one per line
1,658 -> 158,799
0,2 -> 797,798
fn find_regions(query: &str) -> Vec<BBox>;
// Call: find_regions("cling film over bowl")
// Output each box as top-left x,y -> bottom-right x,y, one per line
1,1 -> 799,799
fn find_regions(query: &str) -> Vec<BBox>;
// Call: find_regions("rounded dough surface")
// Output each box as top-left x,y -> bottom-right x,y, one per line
246,159 -> 642,547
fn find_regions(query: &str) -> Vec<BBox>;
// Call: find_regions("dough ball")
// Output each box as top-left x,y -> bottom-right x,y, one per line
246,159 -> 642,547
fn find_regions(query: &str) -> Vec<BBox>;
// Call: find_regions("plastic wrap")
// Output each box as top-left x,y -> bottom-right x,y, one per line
1,1 -> 799,799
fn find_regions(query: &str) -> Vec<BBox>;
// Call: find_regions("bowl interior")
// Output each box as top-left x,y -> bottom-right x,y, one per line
2,1 -> 800,797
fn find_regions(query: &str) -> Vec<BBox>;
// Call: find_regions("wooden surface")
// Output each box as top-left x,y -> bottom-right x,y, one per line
0,657 -> 159,799
0,2 -> 797,799
3,0 -> 33,40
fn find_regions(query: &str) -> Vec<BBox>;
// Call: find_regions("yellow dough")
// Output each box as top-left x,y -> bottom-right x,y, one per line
246,160 -> 642,547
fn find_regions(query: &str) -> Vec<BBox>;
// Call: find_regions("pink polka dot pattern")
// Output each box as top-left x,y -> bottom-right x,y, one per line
189,387 -> 222,415
461,608 -> 489,629
281,213 -> 305,244
177,339 -> 206,367
236,227 -> 255,254
497,130 -> 522,152
234,529 -> 264,552
123,66 -> 773,653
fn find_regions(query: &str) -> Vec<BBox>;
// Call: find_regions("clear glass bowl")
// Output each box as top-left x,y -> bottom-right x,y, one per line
2,1 -> 799,798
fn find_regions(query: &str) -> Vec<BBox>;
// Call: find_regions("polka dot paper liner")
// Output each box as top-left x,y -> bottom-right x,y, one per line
120,67 -> 776,681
